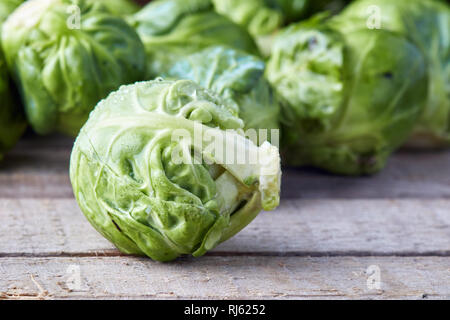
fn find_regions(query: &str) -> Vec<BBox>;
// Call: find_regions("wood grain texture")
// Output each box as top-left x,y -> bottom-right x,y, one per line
1,135 -> 450,199
282,150 -> 450,199
0,256 -> 448,300
1,135 -> 449,300
0,135 -> 73,198
1,199 -> 449,256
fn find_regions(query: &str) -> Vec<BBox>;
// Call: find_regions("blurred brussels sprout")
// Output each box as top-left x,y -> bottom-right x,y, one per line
212,0 -> 350,39
0,0 -> 23,22
212,0 -> 351,56
212,0 -> 308,37
96,0 -> 139,16
2,0 -> 146,136
128,0 -> 258,78
211,0 -> 307,56
335,0 -> 450,148
0,0 -> 26,161
70,79 -> 281,261
160,46 -> 280,143
266,17 -> 427,175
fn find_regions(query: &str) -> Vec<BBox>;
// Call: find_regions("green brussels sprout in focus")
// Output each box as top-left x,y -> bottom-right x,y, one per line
0,0 -> 26,161
266,17 -> 428,175
2,0 -> 147,136
160,46 -> 280,144
70,79 -> 281,261
335,0 -> 450,148
128,0 -> 258,79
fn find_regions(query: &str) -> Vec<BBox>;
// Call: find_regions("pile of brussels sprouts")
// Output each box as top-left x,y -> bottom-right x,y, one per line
0,0 -> 448,261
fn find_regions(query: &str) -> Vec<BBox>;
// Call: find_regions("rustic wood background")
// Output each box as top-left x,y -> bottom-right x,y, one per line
0,133 -> 449,299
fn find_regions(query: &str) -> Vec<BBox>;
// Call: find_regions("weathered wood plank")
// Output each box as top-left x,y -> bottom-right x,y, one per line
0,135 -> 73,198
0,256 -> 448,299
1,135 -> 448,300
0,173 -> 72,198
1,199 -> 449,256
282,150 -> 450,199
1,135 -> 450,199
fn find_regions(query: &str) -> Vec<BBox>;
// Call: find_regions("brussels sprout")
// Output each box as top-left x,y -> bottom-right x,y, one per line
212,0 -> 308,37
128,0 -> 258,79
212,0 -> 350,39
335,0 -> 450,148
2,0 -> 146,136
266,17 -> 427,175
211,0 -> 308,56
211,0 -> 352,56
0,0 -> 26,161
159,46 -> 280,143
70,79 -> 281,261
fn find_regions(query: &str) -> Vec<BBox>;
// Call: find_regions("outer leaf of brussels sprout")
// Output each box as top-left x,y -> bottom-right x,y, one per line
335,0 -> 450,148
128,0 -> 258,78
161,46 -> 280,142
0,0 -> 23,22
2,0 -> 146,136
267,19 -> 427,175
70,79 -> 281,261
213,0 -> 284,37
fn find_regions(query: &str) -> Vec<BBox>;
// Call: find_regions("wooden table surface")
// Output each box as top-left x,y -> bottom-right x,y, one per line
0,134 -> 449,300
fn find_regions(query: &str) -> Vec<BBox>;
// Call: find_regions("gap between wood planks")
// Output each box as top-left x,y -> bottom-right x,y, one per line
1,250 -> 450,258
